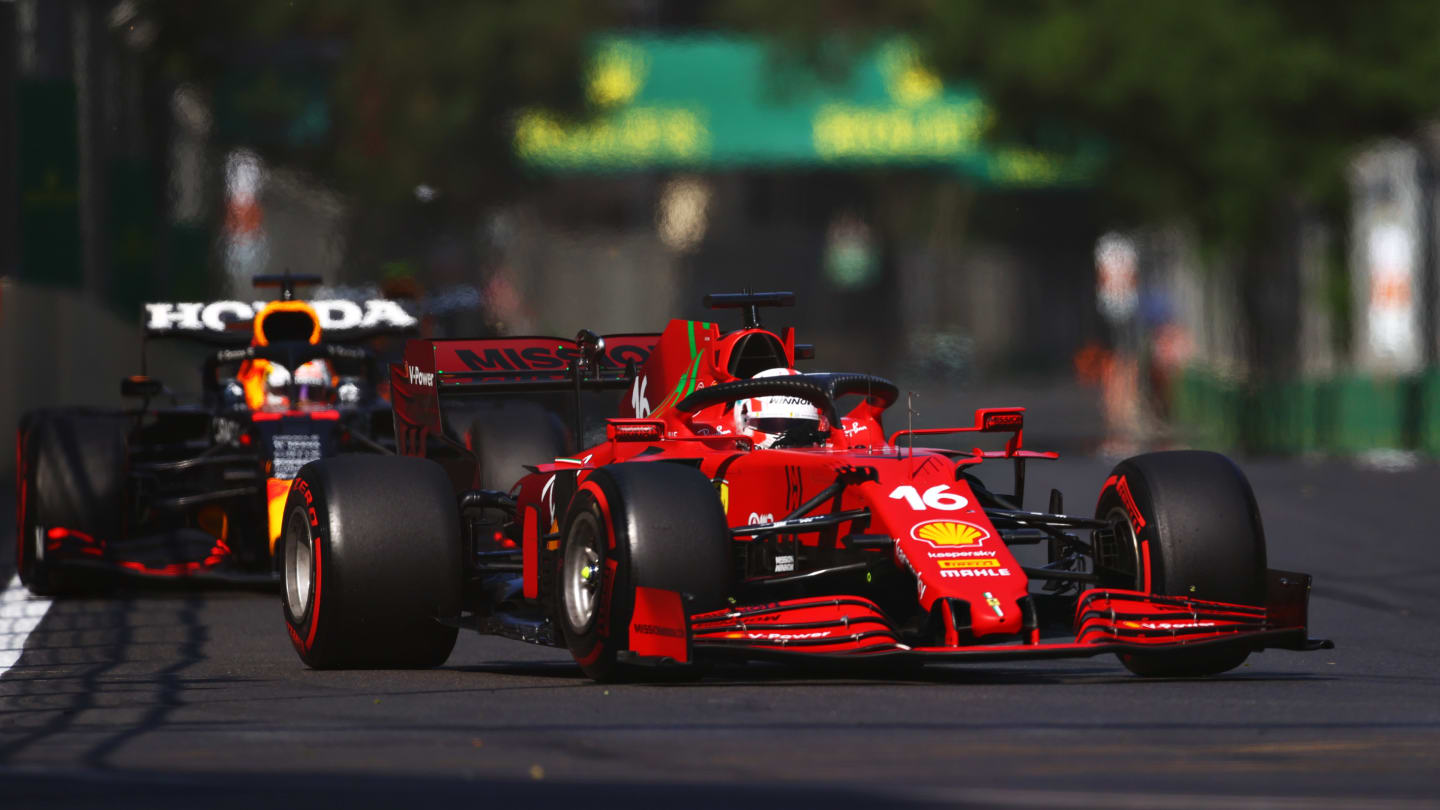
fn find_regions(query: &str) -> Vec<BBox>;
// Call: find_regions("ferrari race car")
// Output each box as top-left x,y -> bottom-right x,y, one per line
15,274 -> 415,593
279,292 -> 1330,679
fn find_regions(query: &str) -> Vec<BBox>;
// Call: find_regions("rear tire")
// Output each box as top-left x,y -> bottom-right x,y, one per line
282,455 -> 460,668
557,462 -> 733,682
1094,450 -> 1267,677
16,410 -> 128,595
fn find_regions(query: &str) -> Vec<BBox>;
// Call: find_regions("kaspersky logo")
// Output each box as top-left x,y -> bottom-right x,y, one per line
910,519 -> 990,548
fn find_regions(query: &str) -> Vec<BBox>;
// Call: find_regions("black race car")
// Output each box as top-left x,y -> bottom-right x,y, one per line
15,274 -> 414,593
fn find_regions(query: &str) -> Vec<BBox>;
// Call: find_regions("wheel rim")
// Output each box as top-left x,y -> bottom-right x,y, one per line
284,506 -> 314,620
1097,506 -> 1142,590
562,512 -> 603,634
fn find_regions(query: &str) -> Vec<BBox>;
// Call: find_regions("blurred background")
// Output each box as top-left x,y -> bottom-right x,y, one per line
5,0 -> 1440,471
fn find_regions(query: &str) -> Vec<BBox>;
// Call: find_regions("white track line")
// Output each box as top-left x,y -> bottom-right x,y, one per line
0,574 -> 53,673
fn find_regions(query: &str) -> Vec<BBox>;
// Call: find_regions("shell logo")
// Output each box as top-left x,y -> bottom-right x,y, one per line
911,520 -> 989,547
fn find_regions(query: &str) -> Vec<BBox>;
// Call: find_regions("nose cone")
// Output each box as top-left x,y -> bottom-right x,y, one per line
969,590 -> 1023,637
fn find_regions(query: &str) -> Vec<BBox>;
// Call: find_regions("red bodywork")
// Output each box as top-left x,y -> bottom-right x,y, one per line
392,317 -> 1322,665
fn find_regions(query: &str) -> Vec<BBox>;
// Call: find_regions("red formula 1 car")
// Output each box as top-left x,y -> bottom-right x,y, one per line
279,292 -> 1329,679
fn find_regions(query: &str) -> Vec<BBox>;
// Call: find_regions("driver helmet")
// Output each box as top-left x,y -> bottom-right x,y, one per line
734,368 -> 822,449
292,359 -> 333,406
263,363 -> 292,410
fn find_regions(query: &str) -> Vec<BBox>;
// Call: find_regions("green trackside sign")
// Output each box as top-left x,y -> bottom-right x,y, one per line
514,35 -> 1096,186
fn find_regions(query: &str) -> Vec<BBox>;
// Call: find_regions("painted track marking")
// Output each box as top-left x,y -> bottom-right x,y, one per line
0,574 -> 52,673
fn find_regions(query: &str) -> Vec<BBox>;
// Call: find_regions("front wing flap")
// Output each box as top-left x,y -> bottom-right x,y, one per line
27,526 -> 275,586
688,569 -> 1331,664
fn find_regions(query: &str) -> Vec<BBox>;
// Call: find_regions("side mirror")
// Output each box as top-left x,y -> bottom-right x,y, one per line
575,329 -> 605,358
122,375 -> 165,398
575,329 -> 605,371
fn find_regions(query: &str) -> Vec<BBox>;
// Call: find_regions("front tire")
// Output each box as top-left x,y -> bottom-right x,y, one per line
282,456 -> 461,669
1094,450 -> 1267,677
16,410 -> 128,595
557,462 -> 733,681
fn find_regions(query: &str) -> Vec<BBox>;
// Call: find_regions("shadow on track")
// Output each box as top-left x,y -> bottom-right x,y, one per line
454,656 -> 1335,689
0,587 -> 232,768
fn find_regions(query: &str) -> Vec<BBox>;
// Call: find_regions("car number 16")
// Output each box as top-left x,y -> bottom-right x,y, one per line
888,484 -> 968,511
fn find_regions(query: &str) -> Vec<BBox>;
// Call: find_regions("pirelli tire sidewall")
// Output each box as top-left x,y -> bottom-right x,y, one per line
1096,450 -> 1267,677
281,472 -> 328,661
557,462 -> 733,682
281,456 -> 461,669
558,480 -> 629,679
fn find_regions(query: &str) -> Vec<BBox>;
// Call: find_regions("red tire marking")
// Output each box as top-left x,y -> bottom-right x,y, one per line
1095,474 -> 1118,512
1115,475 -> 1147,530
569,480 -> 621,667
304,533 -> 324,651
1140,539 -> 1152,593
577,481 -> 615,550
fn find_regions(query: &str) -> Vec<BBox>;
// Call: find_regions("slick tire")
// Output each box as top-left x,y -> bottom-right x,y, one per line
468,401 -> 568,492
16,410 -> 128,596
1094,450 -> 1267,678
281,455 -> 460,669
557,462 -> 732,682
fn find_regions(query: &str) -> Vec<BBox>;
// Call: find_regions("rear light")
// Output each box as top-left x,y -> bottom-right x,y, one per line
980,410 -> 1023,431
606,419 -> 666,442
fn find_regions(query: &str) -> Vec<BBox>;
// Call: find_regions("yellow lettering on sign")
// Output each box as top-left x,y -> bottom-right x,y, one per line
989,148 -> 1066,185
515,107 -> 710,167
812,101 -> 991,160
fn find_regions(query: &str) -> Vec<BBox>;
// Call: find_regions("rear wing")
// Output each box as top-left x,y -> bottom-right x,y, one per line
391,333 -> 659,456
143,299 -> 418,345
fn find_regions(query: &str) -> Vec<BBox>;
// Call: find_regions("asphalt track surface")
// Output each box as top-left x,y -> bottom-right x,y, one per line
2,457 -> 1438,809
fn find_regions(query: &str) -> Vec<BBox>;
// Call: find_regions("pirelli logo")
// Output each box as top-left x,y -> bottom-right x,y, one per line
938,559 -> 1001,569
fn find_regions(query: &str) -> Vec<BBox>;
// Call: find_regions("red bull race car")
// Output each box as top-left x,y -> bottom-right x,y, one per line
279,292 -> 1330,679
15,274 -> 414,593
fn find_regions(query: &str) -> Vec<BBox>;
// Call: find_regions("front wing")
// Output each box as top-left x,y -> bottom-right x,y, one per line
679,569 -> 1330,665
27,526 -> 275,586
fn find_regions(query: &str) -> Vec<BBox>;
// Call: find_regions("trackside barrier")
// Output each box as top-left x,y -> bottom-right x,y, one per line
1172,367 -> 1440,456
1423,374 -> 1440,456
0,281 -> 206,478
